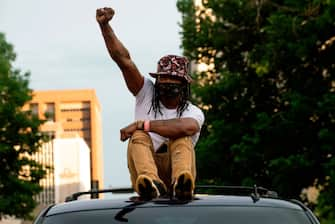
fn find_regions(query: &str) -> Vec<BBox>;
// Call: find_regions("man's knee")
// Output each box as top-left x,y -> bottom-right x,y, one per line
129,130 -> 152,148
169,137 -> 194,151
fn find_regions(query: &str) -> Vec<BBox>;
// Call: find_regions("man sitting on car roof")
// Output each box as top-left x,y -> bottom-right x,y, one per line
96,7 -> 205,200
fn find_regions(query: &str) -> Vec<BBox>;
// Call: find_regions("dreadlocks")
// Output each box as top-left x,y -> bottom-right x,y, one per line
148,81 -> 190,118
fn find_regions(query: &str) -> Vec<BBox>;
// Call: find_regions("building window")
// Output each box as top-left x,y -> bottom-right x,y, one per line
30,103 -> 39,117
44,103 -> 55,121
60,108 -> 90,112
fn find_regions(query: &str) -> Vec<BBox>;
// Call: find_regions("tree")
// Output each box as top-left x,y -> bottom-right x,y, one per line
177,0 -> 335,222
0,33 -> 46,219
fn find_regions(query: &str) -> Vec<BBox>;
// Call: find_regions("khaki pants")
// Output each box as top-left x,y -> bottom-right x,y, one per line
127,130 -> 196,192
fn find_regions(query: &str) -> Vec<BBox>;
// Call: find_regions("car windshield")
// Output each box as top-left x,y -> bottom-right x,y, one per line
40,206 -> 312,224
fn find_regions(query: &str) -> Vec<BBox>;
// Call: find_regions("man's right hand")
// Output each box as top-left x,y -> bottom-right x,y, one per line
120,122 -> 138,142
96,7 -> 114,25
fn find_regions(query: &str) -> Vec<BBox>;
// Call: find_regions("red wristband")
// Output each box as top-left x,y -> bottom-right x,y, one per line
144,120 -> 150,132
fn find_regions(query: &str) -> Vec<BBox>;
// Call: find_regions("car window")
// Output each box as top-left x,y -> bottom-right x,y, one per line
41,206 -> 313,224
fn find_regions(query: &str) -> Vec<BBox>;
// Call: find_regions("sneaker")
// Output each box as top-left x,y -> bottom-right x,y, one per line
153,180 -> 168,197
173,171 -> 194,200
136,175 -> 167,200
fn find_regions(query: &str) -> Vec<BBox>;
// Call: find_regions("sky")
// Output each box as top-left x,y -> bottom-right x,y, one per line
0,0 -> 182,188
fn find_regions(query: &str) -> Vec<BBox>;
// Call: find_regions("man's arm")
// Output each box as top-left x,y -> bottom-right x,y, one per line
149,118 -> 199,139
96,7 -> 144,96
120,118 -> 200,141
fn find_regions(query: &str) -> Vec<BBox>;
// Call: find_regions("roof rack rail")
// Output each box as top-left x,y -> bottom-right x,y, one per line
65,188 -> 135,202
195,185 -> 278,201
65,185 -> 278,202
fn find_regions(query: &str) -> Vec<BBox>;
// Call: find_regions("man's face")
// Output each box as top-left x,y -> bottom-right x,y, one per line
156,76 -> 184,99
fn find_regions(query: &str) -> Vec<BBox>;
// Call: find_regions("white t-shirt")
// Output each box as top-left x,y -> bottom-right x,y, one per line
135,78 -> 205,151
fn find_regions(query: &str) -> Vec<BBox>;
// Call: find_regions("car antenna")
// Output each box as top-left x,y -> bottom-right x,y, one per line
251,184 -> 260,203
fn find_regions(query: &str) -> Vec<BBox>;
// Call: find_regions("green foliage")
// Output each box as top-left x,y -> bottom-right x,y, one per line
0,33 -> 46,220
177,0 -> 335,221
315,156 -> 335,224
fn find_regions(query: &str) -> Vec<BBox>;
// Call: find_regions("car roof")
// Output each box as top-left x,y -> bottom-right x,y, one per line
46,194 -> 303,216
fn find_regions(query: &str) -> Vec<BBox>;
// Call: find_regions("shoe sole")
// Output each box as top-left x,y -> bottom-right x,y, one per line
136,175 -> 159,200
174,172 -> 194,200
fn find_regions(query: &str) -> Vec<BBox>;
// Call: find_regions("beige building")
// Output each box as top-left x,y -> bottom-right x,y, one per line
22,89 -> 104,190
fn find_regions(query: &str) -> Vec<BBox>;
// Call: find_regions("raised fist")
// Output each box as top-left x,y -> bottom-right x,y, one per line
96,7 -> 115,25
